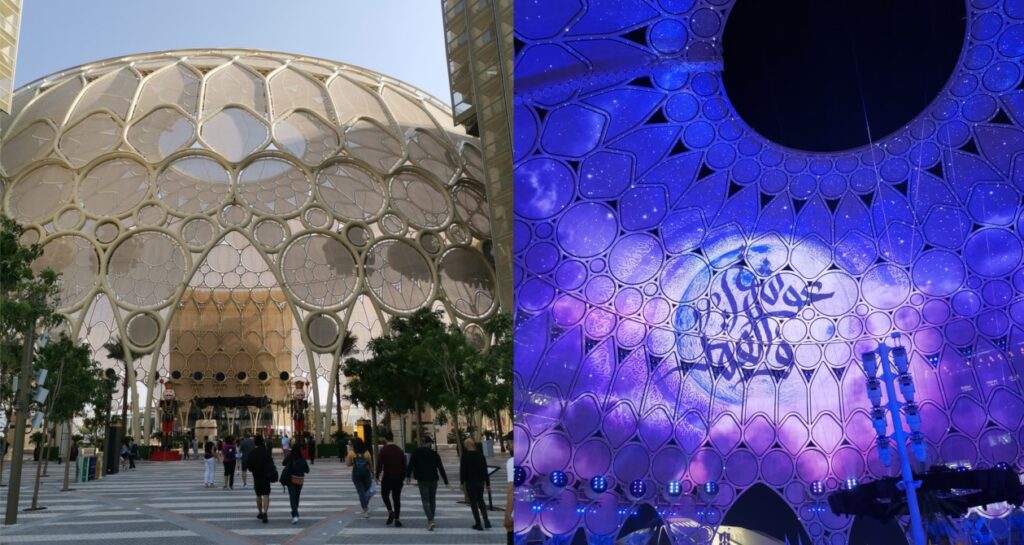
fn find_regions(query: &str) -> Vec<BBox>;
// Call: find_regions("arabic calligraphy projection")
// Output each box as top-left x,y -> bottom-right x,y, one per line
512,0 -> 1024,542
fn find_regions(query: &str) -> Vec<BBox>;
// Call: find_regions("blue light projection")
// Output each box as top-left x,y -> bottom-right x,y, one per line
513,1 -> 1024,543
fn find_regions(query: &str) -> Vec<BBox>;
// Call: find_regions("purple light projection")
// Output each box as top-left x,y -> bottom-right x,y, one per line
513,1 -> 1024,543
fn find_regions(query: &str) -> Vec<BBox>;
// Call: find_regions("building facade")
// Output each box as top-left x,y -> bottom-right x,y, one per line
441,0 -> 513,311
1,49 -> 498,443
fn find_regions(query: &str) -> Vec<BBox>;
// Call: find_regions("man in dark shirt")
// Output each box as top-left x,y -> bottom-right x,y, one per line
405,436 -> 448,531
239,432 -> 256,488
375,431 -> 406,527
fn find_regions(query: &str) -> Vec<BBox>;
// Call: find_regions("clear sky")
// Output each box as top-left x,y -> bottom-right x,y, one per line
15,0 -> 452,101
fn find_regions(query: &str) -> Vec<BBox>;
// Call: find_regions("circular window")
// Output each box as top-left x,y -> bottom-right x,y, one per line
722,0 -> 965,151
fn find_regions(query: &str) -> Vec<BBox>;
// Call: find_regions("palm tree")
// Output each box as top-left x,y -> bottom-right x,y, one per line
335,331 -> 358,434
103,336 -> 138,438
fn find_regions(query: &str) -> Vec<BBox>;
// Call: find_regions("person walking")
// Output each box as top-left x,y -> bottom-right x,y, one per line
192,436 -> 199,461
247,435 -> 275,523
281,433 -> 290,459
306,433 -> 316,465
128,438 -> 138,470
376,431 -> 406,527
239,431 -> 255,488
222,436 -> 238,489
504,432 -> 514,545
280,447 -> 310,524
202,435 -> 218,487
460,438 -> 491,531
406,436 -> 449,531
347,437 -> 374,518
182,437 -> 189,460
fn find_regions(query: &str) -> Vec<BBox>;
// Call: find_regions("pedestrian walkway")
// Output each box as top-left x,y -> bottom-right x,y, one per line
0,447 -> 509,544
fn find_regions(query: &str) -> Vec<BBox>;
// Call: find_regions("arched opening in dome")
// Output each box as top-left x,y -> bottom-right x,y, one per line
720,484 -> 812,544
722,0 -> 966,151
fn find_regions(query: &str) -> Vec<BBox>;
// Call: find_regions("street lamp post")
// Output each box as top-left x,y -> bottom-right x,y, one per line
861,332 -> 927,545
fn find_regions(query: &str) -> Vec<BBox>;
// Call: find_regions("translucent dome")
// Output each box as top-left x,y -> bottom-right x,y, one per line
0,49 -> 496,438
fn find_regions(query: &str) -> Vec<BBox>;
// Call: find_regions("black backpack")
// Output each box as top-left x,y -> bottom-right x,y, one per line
226,445 -> 236,460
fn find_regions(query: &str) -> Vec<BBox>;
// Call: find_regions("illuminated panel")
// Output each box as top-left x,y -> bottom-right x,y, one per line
513,1 -> 1024,542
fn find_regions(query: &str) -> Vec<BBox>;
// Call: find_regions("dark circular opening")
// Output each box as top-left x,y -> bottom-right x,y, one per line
215,372 -> 226,382
171,370 -> 182,380
722,0 -> 965,152
192,371 -> 204,381
258,371 -> 269,381
279,371 -> 290,381
237,371 -> 247,381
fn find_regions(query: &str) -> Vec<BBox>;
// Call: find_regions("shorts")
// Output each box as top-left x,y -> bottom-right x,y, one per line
241,459 -> 249,472
253,478 -> 271,496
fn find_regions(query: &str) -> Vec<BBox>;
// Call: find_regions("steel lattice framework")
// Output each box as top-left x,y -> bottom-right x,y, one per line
513,1 -> 1024,543
0,49 -> 498,443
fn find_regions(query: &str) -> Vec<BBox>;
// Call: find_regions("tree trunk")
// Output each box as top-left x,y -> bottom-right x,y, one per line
30,424 -> 50,509
335,367 -> 342,433
61,421 -> 72,491
41,421 -> 54,477
451,409 -> 462,457
414,400 -> 423,449
120,370 -> 129,438
369,405 -> 377,466
494,409 -> 505,453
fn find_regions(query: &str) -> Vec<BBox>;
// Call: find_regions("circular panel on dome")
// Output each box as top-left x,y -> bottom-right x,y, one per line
32,235 -> 99,308
200,107 -> 269,162
303,206 -> 332,229
136,203 -> 167,226
220,204 -> 250,227
206,244 -> 241,273
54,206 -> 83,230
126,312 -> 160,347
364,238 -> 433,312
156,155 -> 231,214
420,232 -> 440,254
127,107 -> 194,163
5,164 -> 74,224
79,157 -> 150,217
407,129 -> 458,183
94,220 -> 120,244
106,231 -> 188,307
438,247 -> 496,318
181,217 -> 215,249
388,171 -> 450,229
307,313 -> 339,349
254,218 -> 287,250
238,157 -> 311,215
452,183 -> 491,236
280,234 -> 358,308
316,162 -> 386,221
346,224 -> 369,247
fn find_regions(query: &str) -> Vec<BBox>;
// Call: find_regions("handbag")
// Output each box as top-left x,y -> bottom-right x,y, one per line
266,462 -> 279,484
290,475 -> 305,485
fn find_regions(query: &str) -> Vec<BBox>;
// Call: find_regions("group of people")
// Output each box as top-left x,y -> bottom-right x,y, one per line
190,429 -> 512,534
119,437 -> 139,470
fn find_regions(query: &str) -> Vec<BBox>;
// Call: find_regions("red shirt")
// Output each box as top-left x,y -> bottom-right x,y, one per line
376,443 -> 406,479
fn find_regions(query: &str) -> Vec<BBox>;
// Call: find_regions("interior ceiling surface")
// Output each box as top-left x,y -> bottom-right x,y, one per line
0,49 -> 498,440
512,0 -> 1024,543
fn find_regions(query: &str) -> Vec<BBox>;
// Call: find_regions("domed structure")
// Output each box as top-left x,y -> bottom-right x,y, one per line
1,49 -> 497,440
513,0 -> 1024,543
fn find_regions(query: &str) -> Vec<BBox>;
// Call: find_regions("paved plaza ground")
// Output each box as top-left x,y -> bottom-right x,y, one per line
0,447 -> 509,544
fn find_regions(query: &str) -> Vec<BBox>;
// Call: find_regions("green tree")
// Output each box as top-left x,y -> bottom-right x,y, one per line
479,313 -> 512,450
333,331 -> 357,433
344,309 -> 447,446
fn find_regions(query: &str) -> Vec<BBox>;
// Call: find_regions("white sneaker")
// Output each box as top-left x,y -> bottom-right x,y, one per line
292,516 -> 298,524
362,509 -> 369,519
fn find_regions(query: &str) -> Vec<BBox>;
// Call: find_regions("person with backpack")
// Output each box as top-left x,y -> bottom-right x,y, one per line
406,436 -> 449,531
202,435 -> 218,488
347,437 -> 374,518
279,447 -> 310,524
376,431 -> 406,527
247,435 -> 276,523
460,438 -> 491,531
239,431 -> 255,488
222,436 -> 238,489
